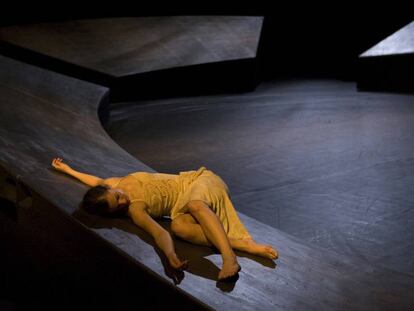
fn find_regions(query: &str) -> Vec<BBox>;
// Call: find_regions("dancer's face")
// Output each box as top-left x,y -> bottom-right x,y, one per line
106,188 -> 130,214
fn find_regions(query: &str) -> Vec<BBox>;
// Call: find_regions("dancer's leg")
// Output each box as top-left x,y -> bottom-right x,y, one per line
171,213 -> 213,247
171,212 -> 277,260
183,200 -> 240,280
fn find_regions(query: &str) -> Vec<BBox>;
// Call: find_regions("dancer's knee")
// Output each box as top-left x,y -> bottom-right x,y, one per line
171,220 -> 192,240
171,219 -> 186,237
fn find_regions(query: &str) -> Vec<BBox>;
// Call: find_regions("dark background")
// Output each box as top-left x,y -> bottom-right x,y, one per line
1,6 -> 412,81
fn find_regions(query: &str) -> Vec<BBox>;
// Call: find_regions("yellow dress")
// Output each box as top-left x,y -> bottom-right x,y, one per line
114,166 -> 251,240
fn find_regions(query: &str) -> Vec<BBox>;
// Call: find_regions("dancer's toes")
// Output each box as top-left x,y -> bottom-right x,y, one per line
249,243 -> 278,260
265,245 -> 278,259
240,239 -> 278,260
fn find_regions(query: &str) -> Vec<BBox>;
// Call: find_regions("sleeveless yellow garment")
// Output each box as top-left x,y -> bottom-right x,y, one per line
115,167 -> 251,240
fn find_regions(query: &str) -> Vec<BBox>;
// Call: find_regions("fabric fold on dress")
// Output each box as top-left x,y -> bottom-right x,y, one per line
115,167 -> 251,239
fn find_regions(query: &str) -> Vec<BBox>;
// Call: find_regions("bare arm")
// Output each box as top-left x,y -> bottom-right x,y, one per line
51,157 -> 103,187
65,168 -> 103,187
128,202 -> 188,270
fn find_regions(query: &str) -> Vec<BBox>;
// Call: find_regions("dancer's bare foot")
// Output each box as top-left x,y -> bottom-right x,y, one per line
218,258 -> 241,281
239,239 -> 278,260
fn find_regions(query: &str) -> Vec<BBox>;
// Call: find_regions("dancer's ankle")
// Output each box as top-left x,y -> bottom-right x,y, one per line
222,251 -> 237,262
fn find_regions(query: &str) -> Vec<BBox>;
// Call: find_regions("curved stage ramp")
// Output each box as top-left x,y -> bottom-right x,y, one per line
0,16 -> 263,100
1,58 -> 414,309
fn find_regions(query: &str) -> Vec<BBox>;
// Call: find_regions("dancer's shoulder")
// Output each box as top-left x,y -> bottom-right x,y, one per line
101,177 -> 123,188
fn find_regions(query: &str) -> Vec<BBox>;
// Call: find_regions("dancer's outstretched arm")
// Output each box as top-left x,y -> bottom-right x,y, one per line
51,157 -> 103,186
128,202 -> 188,271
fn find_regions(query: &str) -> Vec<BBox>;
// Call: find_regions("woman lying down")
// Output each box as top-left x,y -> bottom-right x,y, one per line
51,157 -> 278,282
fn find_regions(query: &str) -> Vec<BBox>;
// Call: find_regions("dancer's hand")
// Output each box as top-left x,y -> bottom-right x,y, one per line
168,252 -> 189,271
51,157 -> 71,173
